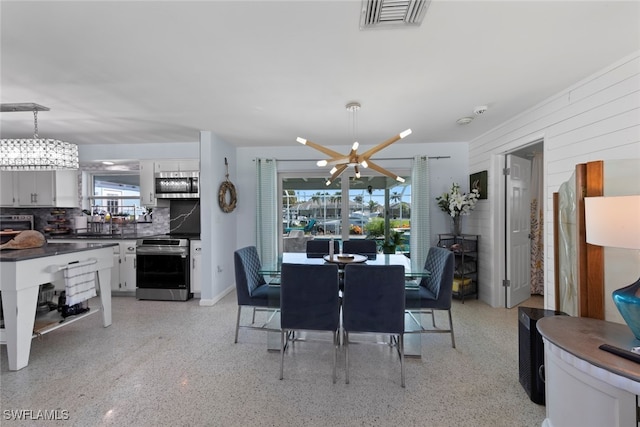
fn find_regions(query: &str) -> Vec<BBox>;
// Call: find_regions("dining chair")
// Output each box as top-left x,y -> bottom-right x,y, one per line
233,246 -> 280,343
342,264 -> 406,387
342,239 -> 377,259
280,263 -> 340,382
305,239 -> 340,258
405,246 -> 456,348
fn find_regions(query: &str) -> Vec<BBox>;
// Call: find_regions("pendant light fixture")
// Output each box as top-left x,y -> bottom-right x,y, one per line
297,102 -> 411,186
0,103 -> 79,171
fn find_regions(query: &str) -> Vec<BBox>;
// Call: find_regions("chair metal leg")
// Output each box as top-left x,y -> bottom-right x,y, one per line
399,334 -> 405,388
345,331 -> 350,384
252,307 -> 257,324
332,330 -> 338,384
234,306 -> 242,343
448,309 -> 456,348
431,309 -> 436,327
280,329 -> 286,380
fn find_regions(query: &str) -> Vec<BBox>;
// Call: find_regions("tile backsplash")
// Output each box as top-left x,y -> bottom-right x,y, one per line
0,206 -> 170,237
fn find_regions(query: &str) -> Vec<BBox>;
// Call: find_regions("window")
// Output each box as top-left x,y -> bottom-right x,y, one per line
88,172 -> 143,217
279,171 -> 411,252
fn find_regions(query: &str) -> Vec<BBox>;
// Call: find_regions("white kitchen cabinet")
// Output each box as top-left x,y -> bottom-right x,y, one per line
154,159 -> 199,173
10,170 -> 77,207
139,160 -> 157,207
120,241 -> 137,293
0,171 -> 16,206
110,244 -> 121,292
190,239 -> 202,295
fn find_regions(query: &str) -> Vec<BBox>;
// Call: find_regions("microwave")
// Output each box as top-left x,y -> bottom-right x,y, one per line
155,171 -> 199,199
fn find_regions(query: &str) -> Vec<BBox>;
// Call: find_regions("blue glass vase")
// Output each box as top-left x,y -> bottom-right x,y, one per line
612,277 -> 640,340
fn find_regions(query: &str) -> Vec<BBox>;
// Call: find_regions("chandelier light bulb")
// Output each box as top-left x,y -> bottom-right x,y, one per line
400,129 -> 412,138
360,160 -> 368,168
317,160 -> 328,167
396,176 -> 406,183
351,141 -> 359,151
329,166 -> 338,175
296,137 -> 307,145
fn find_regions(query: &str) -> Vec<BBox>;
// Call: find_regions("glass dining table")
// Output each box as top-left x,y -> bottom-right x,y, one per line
258,252 -> 430,358
260,252 -> 428,278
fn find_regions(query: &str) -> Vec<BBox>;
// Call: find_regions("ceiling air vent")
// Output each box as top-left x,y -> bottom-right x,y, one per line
360,0 -> 431,30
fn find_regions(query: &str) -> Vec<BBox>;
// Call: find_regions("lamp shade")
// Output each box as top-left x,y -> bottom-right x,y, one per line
584,195 -> 640,250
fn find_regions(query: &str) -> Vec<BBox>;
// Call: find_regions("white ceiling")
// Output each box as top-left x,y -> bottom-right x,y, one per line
1,1 -> 639,151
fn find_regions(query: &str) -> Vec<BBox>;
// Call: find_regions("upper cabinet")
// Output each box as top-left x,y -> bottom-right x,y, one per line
139,160 -> 158,207
154,159 -> 199,173
0,170 -> 78,207
0,171 -> 16,206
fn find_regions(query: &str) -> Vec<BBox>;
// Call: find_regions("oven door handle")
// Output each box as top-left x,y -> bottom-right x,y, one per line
136,247 -> 189,256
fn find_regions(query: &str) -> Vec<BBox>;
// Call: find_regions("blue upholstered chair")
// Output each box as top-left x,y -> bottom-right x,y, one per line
233,246 -> 280,343
280,263 -> 340,382
305,239 -> 340,258
405,246 -> 456,348
342,239 -> 377,259
342,264 -> 406,387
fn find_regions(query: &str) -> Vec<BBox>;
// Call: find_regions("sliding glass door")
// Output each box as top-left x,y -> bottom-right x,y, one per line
278,171 -> 411,253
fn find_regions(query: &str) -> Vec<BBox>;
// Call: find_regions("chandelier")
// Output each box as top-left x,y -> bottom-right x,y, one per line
0,103 -> 79,171
297,102 -> 411,186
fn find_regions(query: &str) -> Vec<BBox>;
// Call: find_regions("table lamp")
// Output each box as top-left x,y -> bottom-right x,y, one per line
585,195 -> 640,339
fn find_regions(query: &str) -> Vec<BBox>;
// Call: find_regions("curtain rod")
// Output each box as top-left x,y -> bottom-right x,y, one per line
269,156 -> 451,162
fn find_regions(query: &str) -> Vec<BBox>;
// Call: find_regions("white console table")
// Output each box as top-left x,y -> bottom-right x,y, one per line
1,242 -> 116,371
537,316 -> 640,427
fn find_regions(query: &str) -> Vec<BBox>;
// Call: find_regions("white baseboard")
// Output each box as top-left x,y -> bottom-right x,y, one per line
199,285 -> 234,306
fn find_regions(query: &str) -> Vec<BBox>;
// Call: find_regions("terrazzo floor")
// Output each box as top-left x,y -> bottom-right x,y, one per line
1,292 -> 546,426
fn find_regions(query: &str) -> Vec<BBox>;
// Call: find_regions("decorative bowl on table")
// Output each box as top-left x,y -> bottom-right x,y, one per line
337,254 -> 355,261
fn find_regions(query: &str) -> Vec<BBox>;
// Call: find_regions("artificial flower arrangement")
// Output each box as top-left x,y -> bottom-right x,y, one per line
436,182 -> 480,217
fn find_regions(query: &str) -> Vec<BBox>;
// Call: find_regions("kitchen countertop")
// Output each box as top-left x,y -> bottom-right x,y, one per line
47,233 -> 154,240
0,241 -> 119,262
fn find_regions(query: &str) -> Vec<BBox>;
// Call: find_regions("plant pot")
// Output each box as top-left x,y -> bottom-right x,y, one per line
451,216 -> 462,235
382,245 -> 396,254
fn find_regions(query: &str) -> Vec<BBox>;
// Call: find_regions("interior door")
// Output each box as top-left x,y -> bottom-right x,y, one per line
506,154 -> 532,308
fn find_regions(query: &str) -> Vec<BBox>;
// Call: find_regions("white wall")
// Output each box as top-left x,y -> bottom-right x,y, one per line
199,131 -> 237,306
468,51 -> 640,309
79,142 -> 199,162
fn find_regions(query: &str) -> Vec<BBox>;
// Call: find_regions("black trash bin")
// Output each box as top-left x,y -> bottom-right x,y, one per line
518,306 -> 567,405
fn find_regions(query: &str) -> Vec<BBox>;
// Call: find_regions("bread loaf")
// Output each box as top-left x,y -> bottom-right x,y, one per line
0,230 -> 46,250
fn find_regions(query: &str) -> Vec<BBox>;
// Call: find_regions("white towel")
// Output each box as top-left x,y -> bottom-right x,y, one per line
63,262 -> 97,306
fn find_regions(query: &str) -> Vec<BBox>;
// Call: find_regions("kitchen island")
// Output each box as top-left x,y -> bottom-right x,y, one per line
1,242 -> 116,370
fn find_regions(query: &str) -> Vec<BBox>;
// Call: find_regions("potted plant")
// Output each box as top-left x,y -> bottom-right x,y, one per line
436,183 -> 480,235
382,231 -> 403,254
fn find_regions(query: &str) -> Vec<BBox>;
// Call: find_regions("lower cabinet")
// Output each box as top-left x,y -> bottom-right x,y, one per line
119,241 -> 137,293
190,239 -> 202,295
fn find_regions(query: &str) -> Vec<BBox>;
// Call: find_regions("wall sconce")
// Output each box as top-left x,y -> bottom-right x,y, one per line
585,195 -> 640,339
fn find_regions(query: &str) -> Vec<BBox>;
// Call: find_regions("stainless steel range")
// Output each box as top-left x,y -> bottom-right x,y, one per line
136,236 -> 192,301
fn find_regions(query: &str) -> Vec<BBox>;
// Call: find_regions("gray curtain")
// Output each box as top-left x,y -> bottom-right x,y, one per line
410,155 -> 430,272
256,158 -> 278,267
